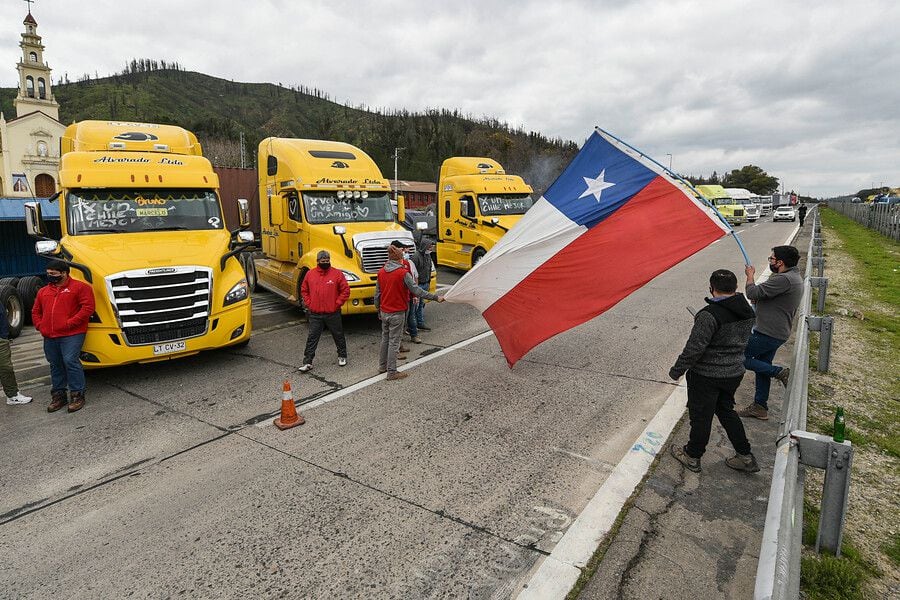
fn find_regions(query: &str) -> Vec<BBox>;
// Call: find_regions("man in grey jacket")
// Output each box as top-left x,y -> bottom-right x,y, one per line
739,245 -> 803,420
669,270 -> 759,473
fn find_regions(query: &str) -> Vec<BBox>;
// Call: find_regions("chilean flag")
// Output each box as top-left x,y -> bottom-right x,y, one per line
444,129 -> 731,367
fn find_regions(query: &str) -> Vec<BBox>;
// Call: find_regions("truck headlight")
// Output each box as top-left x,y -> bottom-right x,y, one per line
224,279 -> 249,306
341,269 -> 361,282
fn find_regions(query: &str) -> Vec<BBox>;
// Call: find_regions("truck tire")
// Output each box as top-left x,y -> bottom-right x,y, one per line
472,248 -> 486,268
0,285 -> 24,339
0,277 -> 19,288
16,276 -> 43,324
240,253 -> 258,292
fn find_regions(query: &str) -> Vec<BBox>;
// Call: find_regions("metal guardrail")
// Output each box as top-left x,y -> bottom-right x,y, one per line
754,207 -> 853,600
827,200 -> 900,241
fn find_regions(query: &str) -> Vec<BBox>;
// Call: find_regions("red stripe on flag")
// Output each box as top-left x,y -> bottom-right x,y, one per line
483,177 -> 726,367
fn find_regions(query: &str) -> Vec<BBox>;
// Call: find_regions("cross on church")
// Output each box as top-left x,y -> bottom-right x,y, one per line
24,0 -> 36,13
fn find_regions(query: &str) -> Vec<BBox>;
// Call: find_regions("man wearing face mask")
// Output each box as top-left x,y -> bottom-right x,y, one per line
739,245 -> 803,420
32,260 -> 96,413
298,250 -> 350,372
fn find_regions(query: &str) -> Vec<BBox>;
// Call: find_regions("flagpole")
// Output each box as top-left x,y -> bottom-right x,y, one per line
594,127 -> 751,265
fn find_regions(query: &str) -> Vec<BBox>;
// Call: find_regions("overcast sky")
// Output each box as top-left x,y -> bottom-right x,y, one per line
3,0 -> 897,197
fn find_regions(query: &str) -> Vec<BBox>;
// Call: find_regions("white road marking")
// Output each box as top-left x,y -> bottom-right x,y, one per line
517,383 -> 688,598
256,330 -> 495,427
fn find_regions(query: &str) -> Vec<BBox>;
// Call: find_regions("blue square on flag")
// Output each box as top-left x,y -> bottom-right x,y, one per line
544,133 -> 657,229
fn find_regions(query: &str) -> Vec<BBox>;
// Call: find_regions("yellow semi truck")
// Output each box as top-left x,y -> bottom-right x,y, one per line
695,184 -> 745,226
436,157 -> 534,270
252,138 -> 430,314
24,120 -> 253,367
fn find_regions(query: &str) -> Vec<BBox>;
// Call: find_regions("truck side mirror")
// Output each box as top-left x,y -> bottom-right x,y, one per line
24,202 -> 47,237
416,221 -> 428,231
237,198 -> 250,228
397,194 -> 406,224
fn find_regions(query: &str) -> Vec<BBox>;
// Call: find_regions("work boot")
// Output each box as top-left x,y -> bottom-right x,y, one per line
68,391 -> 85,413
670,444 -> 701,473
725,453 -> 761,473
738,403 -> 769,420
410,336 -> 422,344
386,371 -> 408,381
774,366 -> 791,387
399,345 -> 411,353
47,390 -> 68,413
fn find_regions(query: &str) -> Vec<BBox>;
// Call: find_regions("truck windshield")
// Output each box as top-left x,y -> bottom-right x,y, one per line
477,193 -> 534,216
66,189 -> 224,235
302,191 -> 394,224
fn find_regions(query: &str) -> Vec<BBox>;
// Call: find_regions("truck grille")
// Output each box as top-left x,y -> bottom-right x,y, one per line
106,267 -> 211,345
360,246 -> 390,273
734,209 -> 744,217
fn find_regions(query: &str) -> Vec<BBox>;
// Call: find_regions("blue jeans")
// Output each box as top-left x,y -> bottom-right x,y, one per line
43,334 -> 86,393
414,288 -> 426,326
743,331 -> 785,409
407,300 -> 418,337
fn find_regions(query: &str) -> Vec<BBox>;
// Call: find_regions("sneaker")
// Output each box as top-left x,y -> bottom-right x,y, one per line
338,357 -> 347,367
725,453 -> 760,473
410,336 -> 422,344
738,403 -> 769,420
5,392 -> 33,405
774,366 -> 790,387
298,363 -> 313,372
386,371 -> 408,381
417,324 -> 431,331
670,444 -> 701,473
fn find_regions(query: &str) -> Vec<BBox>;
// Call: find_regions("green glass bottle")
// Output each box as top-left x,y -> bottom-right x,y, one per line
833,407 -> 846,443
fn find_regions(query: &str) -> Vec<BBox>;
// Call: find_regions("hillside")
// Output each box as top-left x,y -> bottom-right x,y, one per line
0,66 -> 577,193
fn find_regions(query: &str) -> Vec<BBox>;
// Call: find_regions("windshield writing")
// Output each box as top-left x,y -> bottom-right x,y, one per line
478,193 -> 534,216
303,192 -> 394,224
67,189 -> 223,235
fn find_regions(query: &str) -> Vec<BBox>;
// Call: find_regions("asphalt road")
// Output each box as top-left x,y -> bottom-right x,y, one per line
1,217 -> 796,598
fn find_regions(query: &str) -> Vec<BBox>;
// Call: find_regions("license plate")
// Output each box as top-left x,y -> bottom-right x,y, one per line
153,341 -> 186,355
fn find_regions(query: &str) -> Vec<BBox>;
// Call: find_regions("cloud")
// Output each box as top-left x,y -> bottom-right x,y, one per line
3,0 -> 896,196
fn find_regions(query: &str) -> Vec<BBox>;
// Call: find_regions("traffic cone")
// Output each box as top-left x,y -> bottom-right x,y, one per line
274,380 -> 305,430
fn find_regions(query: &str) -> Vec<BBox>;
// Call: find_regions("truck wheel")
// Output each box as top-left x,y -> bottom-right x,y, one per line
16,276 -> 43,324
240,253 -> 258,292
472,248 -> 486,267
0,285 -> 24,339
0,277 -> 19,288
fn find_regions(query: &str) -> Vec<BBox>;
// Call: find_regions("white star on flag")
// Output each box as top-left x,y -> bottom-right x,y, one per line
579,169 -> 615,202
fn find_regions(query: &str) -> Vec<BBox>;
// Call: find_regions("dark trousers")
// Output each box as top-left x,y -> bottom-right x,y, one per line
685,371 -> 751,459
303,311 -> 346,364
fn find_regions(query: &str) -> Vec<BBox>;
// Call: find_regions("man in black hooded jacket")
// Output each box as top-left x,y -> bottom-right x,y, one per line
668,269 -> 760,473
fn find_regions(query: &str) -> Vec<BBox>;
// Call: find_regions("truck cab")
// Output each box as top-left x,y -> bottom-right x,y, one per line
436,158 -> 533,270
724,188 -> 760,222
24,120 -> 253,368
696,184 -> 745,226
254,138 -> 430,314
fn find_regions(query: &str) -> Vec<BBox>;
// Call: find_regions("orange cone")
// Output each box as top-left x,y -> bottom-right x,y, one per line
274,380 -> 305,430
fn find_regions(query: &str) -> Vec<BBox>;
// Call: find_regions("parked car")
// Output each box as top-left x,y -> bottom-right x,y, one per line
773,206 -> 797,222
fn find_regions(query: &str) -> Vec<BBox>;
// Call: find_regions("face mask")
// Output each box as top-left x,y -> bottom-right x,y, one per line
318,262 -> 330,270
46,274 -> 64,283
403,252 -> 410,260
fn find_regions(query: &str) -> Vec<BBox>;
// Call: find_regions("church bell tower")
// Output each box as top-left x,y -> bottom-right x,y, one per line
14,8 -> 60,121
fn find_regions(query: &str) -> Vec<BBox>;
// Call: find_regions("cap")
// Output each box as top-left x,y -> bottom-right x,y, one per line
390,239 -> 413,249
316,250 -> 330,261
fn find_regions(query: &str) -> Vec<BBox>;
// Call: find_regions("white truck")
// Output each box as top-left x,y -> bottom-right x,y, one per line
724,188 -> 760,222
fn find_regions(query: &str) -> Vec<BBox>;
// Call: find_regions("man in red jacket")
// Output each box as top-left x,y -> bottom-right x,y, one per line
32,260 -> 96,413
299,250 -> 351,372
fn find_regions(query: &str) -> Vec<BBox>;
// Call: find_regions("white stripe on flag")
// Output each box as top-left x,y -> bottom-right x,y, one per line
443,198 -> 586,313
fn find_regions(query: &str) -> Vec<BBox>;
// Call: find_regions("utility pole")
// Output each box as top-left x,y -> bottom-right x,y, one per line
665,153 -> 673,172
393,147 -> 405,202
239,131 -> 246,169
